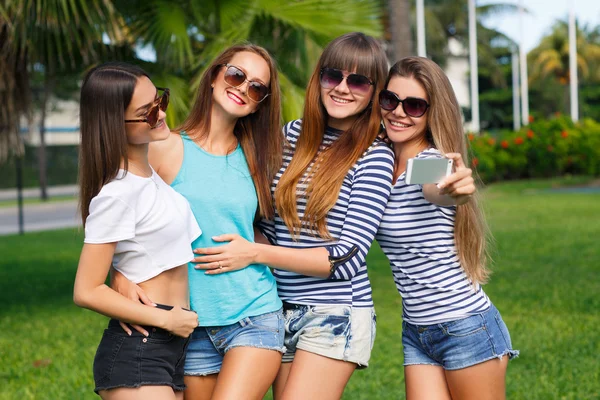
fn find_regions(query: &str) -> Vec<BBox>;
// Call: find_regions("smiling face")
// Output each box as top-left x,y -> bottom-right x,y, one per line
382,75 -> 430,150
320,68 -> 374,131
211,51 -> 270,119
124,76 -> 170,145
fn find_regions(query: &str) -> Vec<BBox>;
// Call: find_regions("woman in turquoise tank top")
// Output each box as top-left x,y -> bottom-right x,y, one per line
111,44 -> 285,400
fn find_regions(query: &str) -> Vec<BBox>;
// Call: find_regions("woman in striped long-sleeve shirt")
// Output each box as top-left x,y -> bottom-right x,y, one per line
376,57 -> 519,400
194,32 -> 393,399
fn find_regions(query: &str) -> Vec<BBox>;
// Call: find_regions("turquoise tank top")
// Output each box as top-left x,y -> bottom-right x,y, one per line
171,132 -> 281,326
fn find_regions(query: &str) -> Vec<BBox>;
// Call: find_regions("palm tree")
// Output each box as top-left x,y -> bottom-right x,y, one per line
113,0 -> 383,123
529,20 -> 600,115
0,0 -> 124,199
385,0 -> 414,61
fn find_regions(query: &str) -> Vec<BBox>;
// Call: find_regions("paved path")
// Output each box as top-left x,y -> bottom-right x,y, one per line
0,185 -> 78,201
0,200 -> 80,236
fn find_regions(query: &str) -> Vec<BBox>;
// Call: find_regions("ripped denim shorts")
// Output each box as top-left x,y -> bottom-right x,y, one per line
402,303 -> 519,370
281,302 -> 376,368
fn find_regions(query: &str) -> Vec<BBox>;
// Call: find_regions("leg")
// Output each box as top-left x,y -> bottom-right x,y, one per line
445,356 -> 509,400
100,386 -> 177,400
210,347 -> 282,400
183,375 -> 218,400
279,350 -> 356,400
404,365 -> 452,400
272,362 -> 292,400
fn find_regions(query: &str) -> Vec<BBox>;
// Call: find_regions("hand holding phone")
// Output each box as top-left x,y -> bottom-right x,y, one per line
405,157 -> 453,185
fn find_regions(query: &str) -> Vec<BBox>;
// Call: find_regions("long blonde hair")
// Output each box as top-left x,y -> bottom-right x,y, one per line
388,57 -> 491,285
177,44 -> 282,220
275,32 -> 388,239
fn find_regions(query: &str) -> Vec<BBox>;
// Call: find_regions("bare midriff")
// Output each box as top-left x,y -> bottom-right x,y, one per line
137,264 -> 189,309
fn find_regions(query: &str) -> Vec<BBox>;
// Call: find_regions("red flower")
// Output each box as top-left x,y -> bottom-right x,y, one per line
528,115 -> 535,123
487,138 -> 496,145
468,133 -> 475,141
561,130 -> 569,138
501,140 -> 509,149
515,137 -> 524,145
554,111 -> 561,117
527,130 -> 535,139
472,157 -> 479,167
547,145 -> 554,152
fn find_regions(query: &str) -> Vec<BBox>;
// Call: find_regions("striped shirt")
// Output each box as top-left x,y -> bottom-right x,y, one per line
260,119 -> 394,308
376,148 -> 490,325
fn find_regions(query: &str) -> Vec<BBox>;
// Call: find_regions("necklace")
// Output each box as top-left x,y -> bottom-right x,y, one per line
128,161 -> 159,188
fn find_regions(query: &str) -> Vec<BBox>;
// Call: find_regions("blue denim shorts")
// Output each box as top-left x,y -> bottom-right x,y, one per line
402,303 -> 519,370
184,309 -> 285,376
282,302 -> 376,368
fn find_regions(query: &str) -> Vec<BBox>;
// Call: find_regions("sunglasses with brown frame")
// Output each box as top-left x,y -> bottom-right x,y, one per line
125,87 -> 170,128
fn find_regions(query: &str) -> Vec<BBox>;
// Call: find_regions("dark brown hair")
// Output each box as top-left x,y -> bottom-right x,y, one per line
177,44 -> 283,220
388,57 -> 491,285
275,32 -> 389,238
78,62 -> 149,225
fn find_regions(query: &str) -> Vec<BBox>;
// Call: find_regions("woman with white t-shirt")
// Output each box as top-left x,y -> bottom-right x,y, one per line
376,57 -> 519,400
73,62 -> 201,399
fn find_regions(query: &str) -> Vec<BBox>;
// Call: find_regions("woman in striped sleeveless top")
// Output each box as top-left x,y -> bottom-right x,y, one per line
195,33 -> 394,399
376,57 -> 519,400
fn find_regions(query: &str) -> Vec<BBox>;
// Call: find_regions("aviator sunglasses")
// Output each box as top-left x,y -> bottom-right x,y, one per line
379,89 -> 429,118
221,64 -> 270,103
125,87 -> 170,128
319,68 -> 374,94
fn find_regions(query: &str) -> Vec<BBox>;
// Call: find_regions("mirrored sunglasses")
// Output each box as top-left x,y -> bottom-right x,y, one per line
221,64 -> 270,103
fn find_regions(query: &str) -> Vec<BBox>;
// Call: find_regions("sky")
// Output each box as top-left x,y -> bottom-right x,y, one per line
480,0 -> 600,51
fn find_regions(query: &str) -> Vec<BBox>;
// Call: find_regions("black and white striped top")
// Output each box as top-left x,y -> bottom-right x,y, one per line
376,148 -> 490,325
260,119 -> 394,308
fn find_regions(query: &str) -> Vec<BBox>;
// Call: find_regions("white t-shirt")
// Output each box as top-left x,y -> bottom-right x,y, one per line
84,169 -> 201,283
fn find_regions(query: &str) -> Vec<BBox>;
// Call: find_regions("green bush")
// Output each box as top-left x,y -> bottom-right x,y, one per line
469,115 -> 600,183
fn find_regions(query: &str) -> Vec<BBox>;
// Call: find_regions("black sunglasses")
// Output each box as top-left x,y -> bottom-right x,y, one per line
379,90 -> 429,117
319,68 -> 374,94
221,64 -> 270,103
125,87 -> 170,128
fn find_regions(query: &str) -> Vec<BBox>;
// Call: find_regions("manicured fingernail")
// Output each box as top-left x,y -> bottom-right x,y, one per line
152,303 -> 157,307
127,331 -> 131,336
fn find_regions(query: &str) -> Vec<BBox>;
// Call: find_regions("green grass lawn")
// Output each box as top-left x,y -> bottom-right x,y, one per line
1,178 -> 599,399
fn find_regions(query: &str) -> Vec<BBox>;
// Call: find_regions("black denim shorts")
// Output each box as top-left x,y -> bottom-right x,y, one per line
93,304 -> 191,394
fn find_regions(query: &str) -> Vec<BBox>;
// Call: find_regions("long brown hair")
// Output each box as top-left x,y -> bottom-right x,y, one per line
388,56 -> 491,285
78,62 -> 149,225
177,44 -> 282,220
275,32 -> 388,239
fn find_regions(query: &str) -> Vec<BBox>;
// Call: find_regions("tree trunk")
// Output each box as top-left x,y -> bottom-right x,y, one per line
387,0 -> 414,62
38,72 -> 55,201
16,154 -> 24,234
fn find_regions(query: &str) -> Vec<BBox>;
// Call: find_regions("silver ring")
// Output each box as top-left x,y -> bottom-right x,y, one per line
218,261 -> 223,269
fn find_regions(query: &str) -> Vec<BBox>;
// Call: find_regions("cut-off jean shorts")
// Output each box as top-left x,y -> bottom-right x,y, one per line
184,308 -> 285,376
93,304 -> 191,394
282,302 -> 376,368
402,303 -> 519,370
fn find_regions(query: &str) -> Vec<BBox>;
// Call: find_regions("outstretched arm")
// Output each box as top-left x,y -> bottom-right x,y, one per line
423,153 -> 476,206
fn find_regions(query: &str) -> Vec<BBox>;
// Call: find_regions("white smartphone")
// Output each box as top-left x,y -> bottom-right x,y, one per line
405,157 -> 453,185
